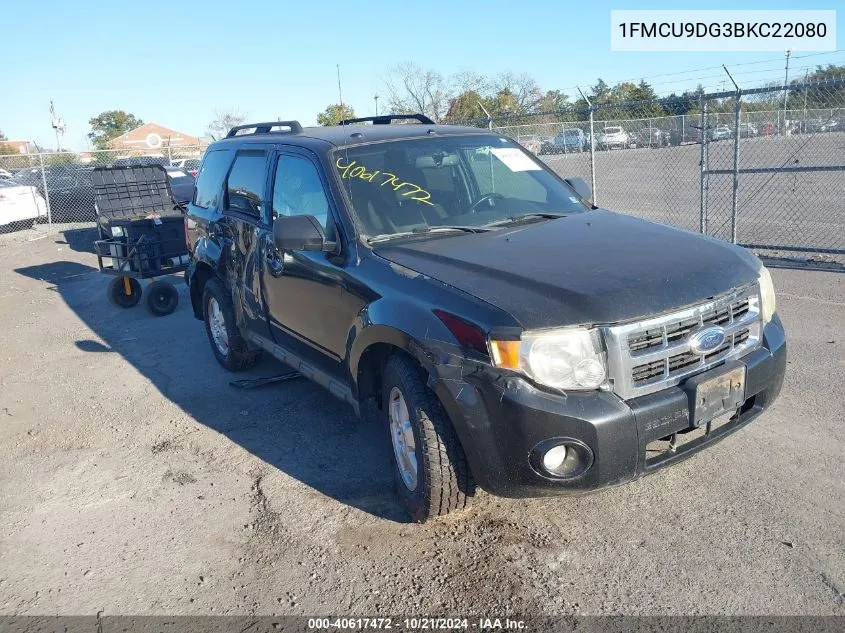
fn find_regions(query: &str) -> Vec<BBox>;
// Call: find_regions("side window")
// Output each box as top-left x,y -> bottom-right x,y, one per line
272,155 -> 333,235
225,150 -> 267,218
193,149 -> 232,208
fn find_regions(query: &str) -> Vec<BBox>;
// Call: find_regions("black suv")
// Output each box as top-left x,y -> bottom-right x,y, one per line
185,115 -> 786,522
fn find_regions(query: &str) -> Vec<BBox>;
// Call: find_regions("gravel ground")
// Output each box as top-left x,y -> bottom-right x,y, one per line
0,226 -> 843,618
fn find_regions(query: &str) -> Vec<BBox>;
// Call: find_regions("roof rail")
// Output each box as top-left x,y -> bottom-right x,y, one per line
339,114 -> 435,126
225,120 -> 303,138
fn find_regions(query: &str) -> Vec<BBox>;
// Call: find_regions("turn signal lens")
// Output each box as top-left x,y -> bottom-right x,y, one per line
489,340 -> 520,369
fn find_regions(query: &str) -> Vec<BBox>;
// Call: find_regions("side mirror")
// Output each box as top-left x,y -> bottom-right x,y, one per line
273,215 -> 335,252
564,177 -> 592,202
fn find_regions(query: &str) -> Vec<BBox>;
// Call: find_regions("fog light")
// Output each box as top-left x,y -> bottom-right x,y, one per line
531,438 -> 594,479
542,445 -> 568,472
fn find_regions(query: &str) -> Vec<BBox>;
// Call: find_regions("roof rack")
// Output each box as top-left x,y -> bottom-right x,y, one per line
225,120 -> 303,138
339,114 -> 435,126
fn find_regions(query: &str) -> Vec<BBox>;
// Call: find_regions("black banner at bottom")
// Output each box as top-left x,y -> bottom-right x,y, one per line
0,616 -> 843,633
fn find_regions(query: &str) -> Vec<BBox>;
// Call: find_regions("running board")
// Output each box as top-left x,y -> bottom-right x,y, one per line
244,331 -> 358,413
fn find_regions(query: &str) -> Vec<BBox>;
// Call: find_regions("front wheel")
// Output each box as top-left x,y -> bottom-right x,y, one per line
202,278 -> 262,371
107,276 -> 142,308
382,354 -> 474,522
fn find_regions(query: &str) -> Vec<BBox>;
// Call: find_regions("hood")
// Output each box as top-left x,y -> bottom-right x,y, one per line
374,210 -> 760,330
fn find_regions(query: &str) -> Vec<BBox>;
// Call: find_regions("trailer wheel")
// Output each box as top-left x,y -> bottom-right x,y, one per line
144,280 -> 179,316
107,276 -> 142,309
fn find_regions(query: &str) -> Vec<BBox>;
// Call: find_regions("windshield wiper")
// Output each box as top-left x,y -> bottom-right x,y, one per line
367,226 -> 490,243
483,212 -> 570,228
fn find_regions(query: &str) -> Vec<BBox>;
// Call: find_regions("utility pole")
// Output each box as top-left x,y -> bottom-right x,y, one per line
336,64 -> 343,107
374,94 -> 379,116
782,49 -> 792,135
49,100 -> 65,152
803,69 -> 809,122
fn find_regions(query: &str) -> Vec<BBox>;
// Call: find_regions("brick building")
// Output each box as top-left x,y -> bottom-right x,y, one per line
106,123 -> 201,150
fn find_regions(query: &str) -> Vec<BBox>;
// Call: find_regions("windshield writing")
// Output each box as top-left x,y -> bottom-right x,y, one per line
336,158 -> 434,206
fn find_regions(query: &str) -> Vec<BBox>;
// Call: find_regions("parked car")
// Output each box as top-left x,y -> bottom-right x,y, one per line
0,169 -> 13,180
185,115 -> 785,522
0,179 -> 47,229
545,129 -> 587,154
518,135 -> 542,155
637,127 -> 665,148
825,117 -> 843,132
598,126 -> 630,150
759,121 -> 778,136
737,123 -> 758,138
170,158 -> 202,177
12,165 -> 96,222
711,125 -> 733,141
164,166 -> 195,204
800,119 -> 827,134
111,156 -> 170,168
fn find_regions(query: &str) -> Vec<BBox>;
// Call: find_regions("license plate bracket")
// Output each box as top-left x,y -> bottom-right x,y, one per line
682,361 -> 747,428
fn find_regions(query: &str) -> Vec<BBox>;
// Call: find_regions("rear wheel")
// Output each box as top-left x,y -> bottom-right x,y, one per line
382,354 -> 474,522
202,277 -> 262,371
107,276 -> 142,309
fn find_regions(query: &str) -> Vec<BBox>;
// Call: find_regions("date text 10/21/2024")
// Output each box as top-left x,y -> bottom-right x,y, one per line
307,618 -> 527,630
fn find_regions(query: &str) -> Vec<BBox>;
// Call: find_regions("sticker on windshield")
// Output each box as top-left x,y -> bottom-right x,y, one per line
490,148 -> 542,172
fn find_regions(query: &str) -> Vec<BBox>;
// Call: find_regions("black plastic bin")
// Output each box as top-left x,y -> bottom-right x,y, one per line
98,216 -> 187,276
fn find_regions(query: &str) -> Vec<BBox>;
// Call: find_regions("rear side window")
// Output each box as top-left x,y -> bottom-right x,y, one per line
193,150 -> 232,208
225,151 -> 267,218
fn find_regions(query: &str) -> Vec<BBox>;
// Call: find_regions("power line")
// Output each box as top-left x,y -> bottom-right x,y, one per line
554,50 -> 844,98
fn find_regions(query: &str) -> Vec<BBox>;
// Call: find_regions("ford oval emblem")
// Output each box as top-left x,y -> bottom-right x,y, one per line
688,325 -> 727,355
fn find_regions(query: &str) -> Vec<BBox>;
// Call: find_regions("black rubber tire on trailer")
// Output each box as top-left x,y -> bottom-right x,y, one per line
382,354 -> 474,523
107,276 -> 142,309
202,277 -> 262,371
144,280 -> 179,316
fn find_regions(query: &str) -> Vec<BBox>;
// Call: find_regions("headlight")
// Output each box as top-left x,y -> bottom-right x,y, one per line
758,264 -> 776,324
490,328 -> 607,391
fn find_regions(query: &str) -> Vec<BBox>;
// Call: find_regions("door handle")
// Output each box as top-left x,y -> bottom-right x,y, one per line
265,247 -> 284,277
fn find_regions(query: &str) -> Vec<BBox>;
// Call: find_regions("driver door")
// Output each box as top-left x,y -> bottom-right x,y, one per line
260,149 -> 351,381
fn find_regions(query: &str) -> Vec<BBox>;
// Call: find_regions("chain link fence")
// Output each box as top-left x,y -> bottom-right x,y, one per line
3,79 -> 843,264
461,76 -> 845,264
0,145 -> 206,234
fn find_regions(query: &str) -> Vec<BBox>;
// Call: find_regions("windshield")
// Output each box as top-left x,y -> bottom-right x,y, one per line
604,127 -> 622,134
334,135 -> 587,239
562,129 -> 581,138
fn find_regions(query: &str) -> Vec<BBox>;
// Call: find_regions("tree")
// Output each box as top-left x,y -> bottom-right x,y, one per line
384,62 -> 452,122
0,129 -> 6,140
489,88 -> 520,117
490,72 -> 542,113
206,108 -> 247,141
317,103 -> 355,126
591,79 -> 612,104
535,90 -> 570,114
88,110 -> 144,149
443,90 -> 488,122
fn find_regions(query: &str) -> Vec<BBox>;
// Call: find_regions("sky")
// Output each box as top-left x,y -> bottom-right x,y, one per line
1,0 -> 843,151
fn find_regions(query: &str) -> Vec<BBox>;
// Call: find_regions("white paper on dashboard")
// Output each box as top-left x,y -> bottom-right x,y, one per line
490,148 -> 542,171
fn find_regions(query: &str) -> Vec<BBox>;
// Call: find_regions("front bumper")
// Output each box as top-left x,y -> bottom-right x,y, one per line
434,314 -> 786,498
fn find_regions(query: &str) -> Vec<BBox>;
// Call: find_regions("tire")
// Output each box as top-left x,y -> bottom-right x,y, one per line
202,277 -> 261,371
144,280 -> 179,316
107,276 -> 142,309
382,354 -> 474,522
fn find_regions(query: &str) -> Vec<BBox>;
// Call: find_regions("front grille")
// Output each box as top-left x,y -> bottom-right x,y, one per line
603,286 -> 762,399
